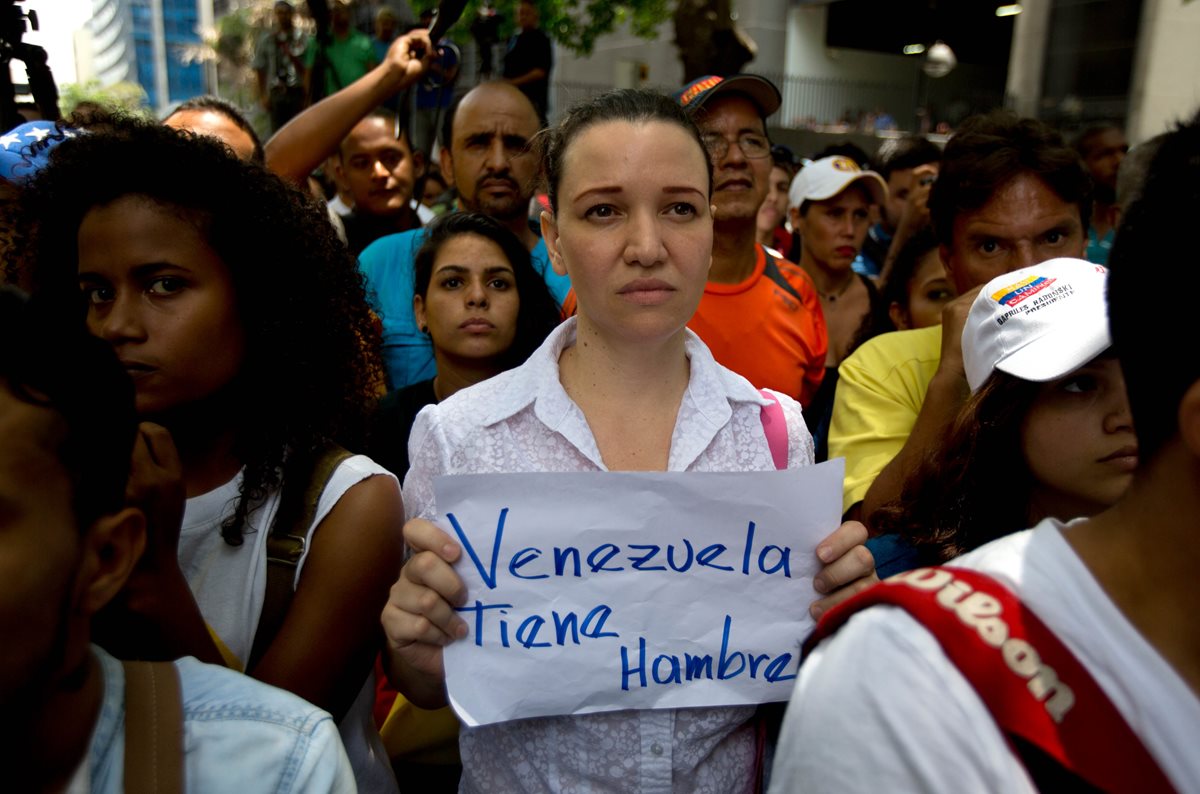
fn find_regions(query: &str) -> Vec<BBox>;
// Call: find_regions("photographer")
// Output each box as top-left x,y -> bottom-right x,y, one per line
253,0 -> 310,133
305,0 -> 377,103
0,0 -> 58,134
861,135 -> 941,281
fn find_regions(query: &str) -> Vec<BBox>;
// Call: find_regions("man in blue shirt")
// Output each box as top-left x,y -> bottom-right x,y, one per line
360,81 -> 569,389
1074,124 -> 1128,265
1,288 -> 353,793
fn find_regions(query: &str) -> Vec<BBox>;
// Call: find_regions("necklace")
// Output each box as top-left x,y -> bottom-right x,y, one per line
818,275 -> 856,303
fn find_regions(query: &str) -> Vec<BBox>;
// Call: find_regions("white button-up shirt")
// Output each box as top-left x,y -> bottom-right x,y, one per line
404,318 -> 815,793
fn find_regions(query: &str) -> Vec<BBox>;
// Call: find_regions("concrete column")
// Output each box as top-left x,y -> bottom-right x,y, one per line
198,0 -> 218,96
1126,0 -> 1200,144
740,0 -> 788,75
1004,0 -> 1051,118
150,0 -> 169,111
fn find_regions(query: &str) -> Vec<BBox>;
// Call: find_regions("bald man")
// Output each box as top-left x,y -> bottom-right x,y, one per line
358,81 -> 570,389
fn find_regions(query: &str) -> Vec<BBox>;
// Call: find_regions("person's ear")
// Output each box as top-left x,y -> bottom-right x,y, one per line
888,300 -> 910,331
1177,380 -> 1200,460
77,508 -> 146,616
789,206 -> 804,235
414,293 -> 428,334
439,145 -> 455,189
541,210 -> 566,277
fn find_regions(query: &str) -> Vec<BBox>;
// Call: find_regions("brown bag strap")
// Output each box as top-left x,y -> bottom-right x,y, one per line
123,660 -> 184,794
247,444 -> 353,672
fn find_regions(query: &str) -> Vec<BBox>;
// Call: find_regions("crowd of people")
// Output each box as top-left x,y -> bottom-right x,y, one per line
1,10 -> 1195,794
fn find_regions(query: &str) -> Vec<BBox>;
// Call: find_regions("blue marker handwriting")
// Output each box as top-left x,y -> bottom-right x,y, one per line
446,510 -> 793,591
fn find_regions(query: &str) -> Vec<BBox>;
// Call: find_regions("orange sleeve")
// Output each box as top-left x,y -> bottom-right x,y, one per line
780,261 -> 829,407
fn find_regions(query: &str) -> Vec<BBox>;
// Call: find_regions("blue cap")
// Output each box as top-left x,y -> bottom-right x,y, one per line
0,121 -> 76,185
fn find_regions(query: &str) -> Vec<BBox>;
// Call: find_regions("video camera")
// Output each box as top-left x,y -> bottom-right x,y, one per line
0,0 -> 59,133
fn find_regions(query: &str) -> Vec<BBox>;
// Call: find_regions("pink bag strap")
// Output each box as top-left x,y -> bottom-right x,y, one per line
758,389 -> 788,471
755,388 -> 789,792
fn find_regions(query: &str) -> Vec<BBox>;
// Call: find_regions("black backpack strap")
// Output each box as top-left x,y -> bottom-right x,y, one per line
760,251 -> 806,305
247,444 -> 353,671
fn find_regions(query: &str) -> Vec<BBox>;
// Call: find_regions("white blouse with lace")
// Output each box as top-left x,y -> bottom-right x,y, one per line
404,317 -> 815,794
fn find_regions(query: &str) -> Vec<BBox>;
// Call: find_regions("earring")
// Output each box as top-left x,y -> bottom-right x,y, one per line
420,324 -> 429,334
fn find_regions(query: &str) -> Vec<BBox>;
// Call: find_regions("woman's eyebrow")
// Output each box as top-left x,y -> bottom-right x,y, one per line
79,262 -> 189,280
571,185 -> 622,202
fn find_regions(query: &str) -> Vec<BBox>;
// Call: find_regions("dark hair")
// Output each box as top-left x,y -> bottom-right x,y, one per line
18,119 -> 382,545
339,108 -> 411,160
537,89 -> 712,213
413,212 -> 560,369
847,226 -> 941,355
1073,123 -> 1123,159
872,371 -> 1042,562
1115,133 -> 1166,211
771,143 -> 798,177
811,141 -> 870,169
880,226 -> 942,314
424,168 -> 448,191
0,286 -> 138,530
929,110 -> 1091,248
872,135 -> 942,181
164,95 -> 265,164
1108,110 -> 1200,462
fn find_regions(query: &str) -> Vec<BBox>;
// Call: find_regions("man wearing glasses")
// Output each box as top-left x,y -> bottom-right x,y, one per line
677,75 -> 829,409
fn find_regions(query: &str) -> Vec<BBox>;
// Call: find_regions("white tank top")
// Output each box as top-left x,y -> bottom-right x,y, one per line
179,454 -> 399,793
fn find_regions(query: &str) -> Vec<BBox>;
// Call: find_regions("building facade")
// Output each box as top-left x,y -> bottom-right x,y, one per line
89,0 -> 207,111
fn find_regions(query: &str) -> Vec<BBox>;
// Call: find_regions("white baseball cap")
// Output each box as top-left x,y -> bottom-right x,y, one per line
962,258 -> 1111,393
787,155 -> 888,211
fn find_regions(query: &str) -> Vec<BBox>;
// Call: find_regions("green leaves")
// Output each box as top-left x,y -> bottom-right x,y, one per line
420,0 -> 670,56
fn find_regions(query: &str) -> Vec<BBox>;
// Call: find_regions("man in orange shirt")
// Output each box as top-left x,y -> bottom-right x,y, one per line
677,75 -> 828,407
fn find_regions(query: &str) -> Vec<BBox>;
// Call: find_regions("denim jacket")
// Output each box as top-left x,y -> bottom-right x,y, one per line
75,646 -> 356,793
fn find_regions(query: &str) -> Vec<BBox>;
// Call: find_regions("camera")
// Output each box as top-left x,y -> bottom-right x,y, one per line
0,0 -> 59,132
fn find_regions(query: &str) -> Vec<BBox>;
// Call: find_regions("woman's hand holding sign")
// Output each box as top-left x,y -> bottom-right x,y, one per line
381,517 -> 467,709
382,512 -> 878,709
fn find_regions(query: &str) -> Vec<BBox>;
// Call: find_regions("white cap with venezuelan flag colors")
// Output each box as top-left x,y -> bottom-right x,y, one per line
962,258 -> 1111,393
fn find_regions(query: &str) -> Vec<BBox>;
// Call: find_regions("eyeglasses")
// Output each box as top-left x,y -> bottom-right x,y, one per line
701,132 -> 772,160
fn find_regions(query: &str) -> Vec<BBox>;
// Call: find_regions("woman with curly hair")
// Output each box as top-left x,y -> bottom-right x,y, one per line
869,258 -> 1136,577
19,119 -> 404,791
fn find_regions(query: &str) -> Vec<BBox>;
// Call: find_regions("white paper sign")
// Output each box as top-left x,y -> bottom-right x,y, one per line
437,459 -> 844,727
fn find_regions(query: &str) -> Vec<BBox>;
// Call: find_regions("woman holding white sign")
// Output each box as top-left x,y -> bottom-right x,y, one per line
381,88 -> 877,791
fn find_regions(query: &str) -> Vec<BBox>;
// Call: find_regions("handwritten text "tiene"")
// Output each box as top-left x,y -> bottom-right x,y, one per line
446,508 -> 796,591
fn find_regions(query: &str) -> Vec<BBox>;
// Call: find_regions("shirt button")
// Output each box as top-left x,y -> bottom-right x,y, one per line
651,743 -> 664,756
